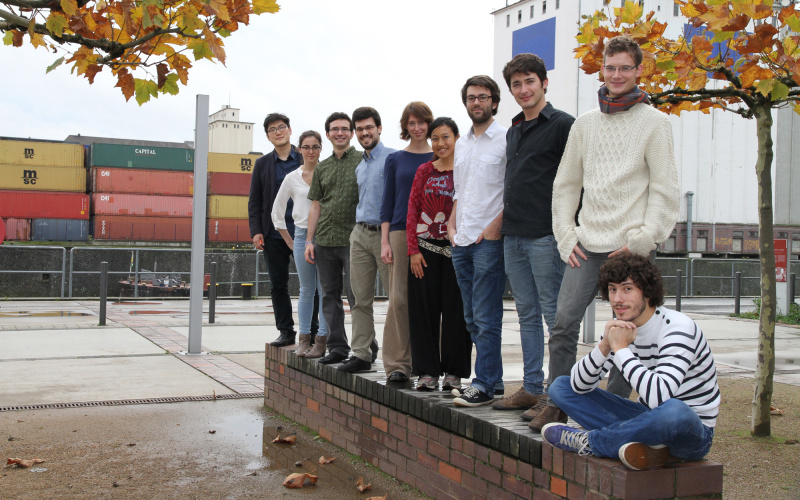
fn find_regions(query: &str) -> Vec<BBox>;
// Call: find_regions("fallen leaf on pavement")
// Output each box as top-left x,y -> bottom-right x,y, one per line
272,434 -> 296,444
770,406 -> 784,416
784,439 -> 798,445
319,456 -> 335,464
283,472 -> 318,488
365,496 -> 387,500
7,458 -> 45,468
208,430 -> 216,434
356,477 -> 372,493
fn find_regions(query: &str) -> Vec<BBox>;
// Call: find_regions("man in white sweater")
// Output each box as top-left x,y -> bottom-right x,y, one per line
541,254 -> 720,470
531,35 -> 680,431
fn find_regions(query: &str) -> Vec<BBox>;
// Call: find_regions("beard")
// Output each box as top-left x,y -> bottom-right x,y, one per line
467,107 -> 492,125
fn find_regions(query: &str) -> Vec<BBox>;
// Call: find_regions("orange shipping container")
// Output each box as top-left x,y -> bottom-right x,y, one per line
208,172 -> 252,196
3,218 -> 31,240
93,215 -> 193,241
92,193 -> 193,217
0,190 -> 89,219
91,167 -> 194,196
208,218 -> 251,242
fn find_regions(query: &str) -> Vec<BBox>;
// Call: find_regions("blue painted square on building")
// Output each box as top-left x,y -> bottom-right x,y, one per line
512,17 -> 556,71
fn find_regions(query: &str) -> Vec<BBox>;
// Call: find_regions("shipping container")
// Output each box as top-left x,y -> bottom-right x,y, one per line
92,193 -> 193,217
3,218 -> 31,241
208,218 -> 251,242
93,215 -> 192,241
207,152 -> 261,173
0,191 -> 89,219
90,143 -> 194,171
0,164 -> 87,192
207,195 -> 248,219
31,218 -> 89,241
0,139 -> 84,167
208,172 -> 252,196
91,167 -> 194,196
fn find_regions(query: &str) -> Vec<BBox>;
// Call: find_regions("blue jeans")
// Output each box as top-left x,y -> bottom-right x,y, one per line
504,235 -> 564,396
451,239 -> 506,397
548,376 -> 714,460
293,228 -> 327,337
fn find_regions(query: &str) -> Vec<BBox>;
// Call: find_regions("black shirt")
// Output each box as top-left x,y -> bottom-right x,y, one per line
502,103 -> 574,238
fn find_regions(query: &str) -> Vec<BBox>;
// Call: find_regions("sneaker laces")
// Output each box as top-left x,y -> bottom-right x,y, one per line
559,428 -> 592,456
461,386 -> 480,399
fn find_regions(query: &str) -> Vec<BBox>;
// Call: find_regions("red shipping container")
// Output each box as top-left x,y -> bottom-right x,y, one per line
207,172 -> 252,196
208,218 -> 251,242
93,215 -> 193,241
91,167 -> 194,196
92,193 -> 193,217
0,190 -> 89,219
4,218 -> 31,241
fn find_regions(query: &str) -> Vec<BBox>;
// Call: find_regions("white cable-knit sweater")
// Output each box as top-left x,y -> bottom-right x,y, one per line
552,103 -> 680,262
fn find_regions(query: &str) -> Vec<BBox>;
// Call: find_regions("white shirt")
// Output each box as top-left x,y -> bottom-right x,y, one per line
271,168 -> 313,230
452,120 -> 507,247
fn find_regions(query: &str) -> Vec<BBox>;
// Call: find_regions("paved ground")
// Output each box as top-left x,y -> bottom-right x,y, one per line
1,297 -> 798,410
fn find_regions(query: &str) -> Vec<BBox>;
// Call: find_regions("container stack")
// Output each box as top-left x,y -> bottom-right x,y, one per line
206,152 -> 260,243
90,143 -> 194,242
0,139 -> 89,241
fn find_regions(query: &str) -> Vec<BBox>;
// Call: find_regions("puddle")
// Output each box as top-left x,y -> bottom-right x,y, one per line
113,301 -> 162,305
0,311 -> 94,317
128,310 -> 182,315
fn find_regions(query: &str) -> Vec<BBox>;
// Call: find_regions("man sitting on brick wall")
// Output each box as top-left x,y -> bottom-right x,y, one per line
542,254 -> 721,470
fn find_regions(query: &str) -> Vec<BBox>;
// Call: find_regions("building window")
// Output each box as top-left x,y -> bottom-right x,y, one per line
778,231 -> 788,239
530,5 -> 534,18
674,3 -> 680,16
696,230 -> 708,252
518,10 -> 522,23
732,231 -> 743,252
749,231 -> 759,238
792,235 -> 800,254
556,0 -> 560,8
506,14 -> 510,27
542,0 -> 547,14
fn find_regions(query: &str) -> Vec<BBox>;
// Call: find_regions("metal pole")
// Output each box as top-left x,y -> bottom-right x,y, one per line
685,191 -> 694,252
790,272 -> 796,306
99,261 -> 108,326
209,261 -> 217,324
582,299 -> 596,344
187,94 -> 210,354
734,271 -> 741,315
676,269 -> 682,312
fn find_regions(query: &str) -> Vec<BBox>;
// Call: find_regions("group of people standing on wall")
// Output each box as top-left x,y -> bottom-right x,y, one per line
249,35 -> 721,471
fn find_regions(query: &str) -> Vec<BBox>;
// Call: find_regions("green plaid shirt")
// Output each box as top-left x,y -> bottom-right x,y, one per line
307,146 -> 361,247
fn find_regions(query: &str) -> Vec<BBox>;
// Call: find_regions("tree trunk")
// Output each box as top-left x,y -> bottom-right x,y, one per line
751,103 -> 776,437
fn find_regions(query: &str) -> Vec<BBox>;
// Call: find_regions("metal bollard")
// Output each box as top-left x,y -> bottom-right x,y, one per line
734,271 -> 741,315
791,273 -> 796,307
99,261 -> 108,326
209,261 -> 216,324
675,269 -> 682,312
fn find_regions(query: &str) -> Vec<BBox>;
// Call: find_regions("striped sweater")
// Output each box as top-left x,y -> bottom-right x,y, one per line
571,306 -> 721,427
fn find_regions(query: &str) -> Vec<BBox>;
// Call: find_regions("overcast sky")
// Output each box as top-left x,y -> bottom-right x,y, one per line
2,0 -> 508,155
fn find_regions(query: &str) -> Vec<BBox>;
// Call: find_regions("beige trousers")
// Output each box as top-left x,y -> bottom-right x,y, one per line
349,224 -> 389,362
381,230 -> 412,376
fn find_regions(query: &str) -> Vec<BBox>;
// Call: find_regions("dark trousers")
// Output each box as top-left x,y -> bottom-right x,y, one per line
408,241 -> 472,378
264,237 -> 294,334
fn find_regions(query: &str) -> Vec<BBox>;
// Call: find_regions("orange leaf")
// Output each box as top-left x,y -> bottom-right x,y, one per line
85,64 -> 102,84
318,456 -> 335,465
157,62 -> 168,88
11,30 -> 24,47
7,458 -> 45,468
115,67 -> 135,101
723,14 -> 750,32
356,476 -> 373,493
272,434 -> 296,444
283,472 -> 318,489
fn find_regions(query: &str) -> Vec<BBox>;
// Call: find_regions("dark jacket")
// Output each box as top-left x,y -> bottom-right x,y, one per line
502,103 -> 574,239
248,146 -> 302,239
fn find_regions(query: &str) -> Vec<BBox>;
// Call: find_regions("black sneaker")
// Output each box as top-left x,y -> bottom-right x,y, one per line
453,386 -> 493,407
337,356 -> 371,373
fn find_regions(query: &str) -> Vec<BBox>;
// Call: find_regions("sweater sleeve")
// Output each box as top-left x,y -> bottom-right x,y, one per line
552,120 -> 585,262
271,172 -> 293,230
406,163 -> 429,256
625,112 -> 680,256
381,154 -> 398,224
570,341 -> 613,393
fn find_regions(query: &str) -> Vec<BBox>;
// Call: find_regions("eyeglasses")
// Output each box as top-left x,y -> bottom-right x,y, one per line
268,124 -> 288,135
466,95 -> 491,103
329,127 -> 351,133
602,65 -> 637,74
300,145 -> 322,151
355,125 -> 377,133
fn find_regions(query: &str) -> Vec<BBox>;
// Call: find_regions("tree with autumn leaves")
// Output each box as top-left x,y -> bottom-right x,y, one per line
576,0 -> 800,436
0,0 -> 279,104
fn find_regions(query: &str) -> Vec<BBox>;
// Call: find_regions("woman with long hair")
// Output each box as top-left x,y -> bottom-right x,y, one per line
271,130 -> 328,357
379,102 -> 434,383
406,117 -> 471,391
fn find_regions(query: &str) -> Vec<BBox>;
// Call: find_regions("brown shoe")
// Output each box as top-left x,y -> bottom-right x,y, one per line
305,336 -> 327,358
295,334 -> 311,357
491,387 -> 540,410
521,394 -> 549,421
529,405 -> 567,433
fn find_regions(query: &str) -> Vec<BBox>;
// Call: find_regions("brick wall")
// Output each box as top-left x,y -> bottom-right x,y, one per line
265,345 -> 722,500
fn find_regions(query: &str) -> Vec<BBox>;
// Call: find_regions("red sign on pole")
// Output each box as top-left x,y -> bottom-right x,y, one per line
775,239 -> 788,283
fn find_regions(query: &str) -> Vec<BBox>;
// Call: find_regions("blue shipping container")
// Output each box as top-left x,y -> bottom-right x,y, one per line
31,219 -> 89,242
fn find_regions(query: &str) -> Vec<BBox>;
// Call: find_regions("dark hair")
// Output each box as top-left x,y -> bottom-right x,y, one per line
298,130 -> 322,147
428,117 -> 459,162
324,112 -> 353,133
352,107 -> 381,127
263,113 -> 290,134
399,101 -> 434,140
460,75 -> 501,115
604,35 -> 643,66
502,53 -> 548,94
598,254 -> 664,307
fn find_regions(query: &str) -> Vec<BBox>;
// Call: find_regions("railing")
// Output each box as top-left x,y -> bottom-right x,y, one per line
0,246 -> 67,297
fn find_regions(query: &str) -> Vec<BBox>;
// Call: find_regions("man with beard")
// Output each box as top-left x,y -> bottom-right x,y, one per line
337,107 -> 397,373
447,75 -> 508,407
